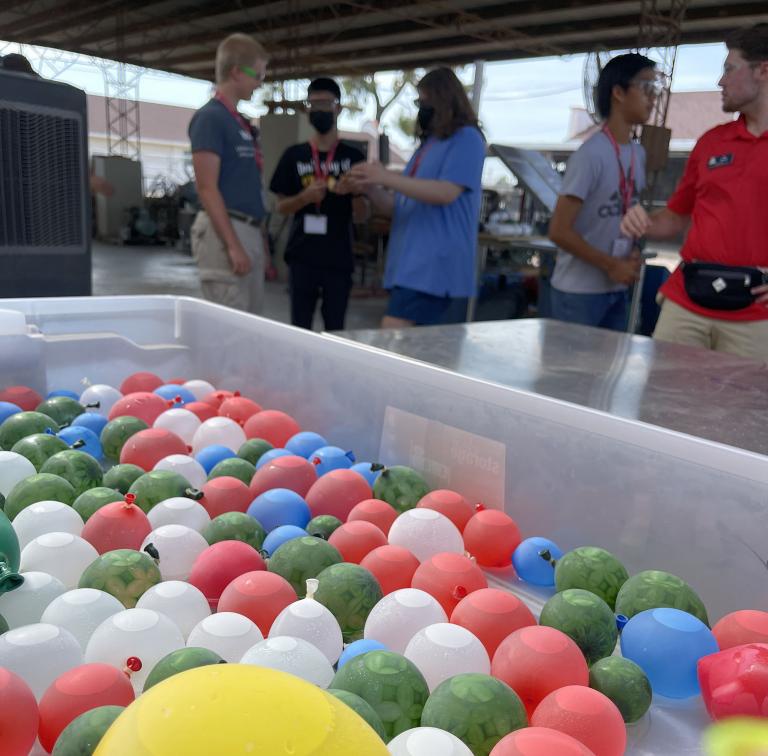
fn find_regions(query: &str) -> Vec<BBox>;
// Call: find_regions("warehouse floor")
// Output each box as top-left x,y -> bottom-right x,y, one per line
91,242 -> 388,331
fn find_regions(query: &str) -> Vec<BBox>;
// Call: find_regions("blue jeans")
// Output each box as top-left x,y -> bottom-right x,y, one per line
550,288 -> 629,331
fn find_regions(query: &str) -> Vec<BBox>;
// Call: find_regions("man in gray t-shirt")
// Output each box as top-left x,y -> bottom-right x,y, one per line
548,53 -> 661,331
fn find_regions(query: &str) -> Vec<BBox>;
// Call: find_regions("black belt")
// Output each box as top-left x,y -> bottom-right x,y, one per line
228,209 -> 263,228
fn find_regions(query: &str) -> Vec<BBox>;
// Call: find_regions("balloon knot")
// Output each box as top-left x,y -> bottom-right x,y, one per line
234,390 -> 241,397
312,457 -> 321,466
475,502 -> 486,512
124,493 -> 137,506
125,656 -> 142,673
143,543 -> 160,561
453,586 -> 468,599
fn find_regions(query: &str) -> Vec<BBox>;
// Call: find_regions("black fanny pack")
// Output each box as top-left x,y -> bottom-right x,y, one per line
682,262 -> 767,311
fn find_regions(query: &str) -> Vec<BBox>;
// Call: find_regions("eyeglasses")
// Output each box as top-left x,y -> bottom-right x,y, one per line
304,99 -> 339,112
240,65 -> 266,82
631,76 -> 666,97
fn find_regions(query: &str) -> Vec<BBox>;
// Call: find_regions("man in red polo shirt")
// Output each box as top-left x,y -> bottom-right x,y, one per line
621,24 -> 768,360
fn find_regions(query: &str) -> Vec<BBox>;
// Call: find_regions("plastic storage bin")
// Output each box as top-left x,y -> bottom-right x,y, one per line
1,294 -> 765,755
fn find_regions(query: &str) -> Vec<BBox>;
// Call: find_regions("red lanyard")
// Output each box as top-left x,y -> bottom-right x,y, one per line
407,138 -> 434,177
602,126 -> 635,214
309,140 -> 339,181
214,92 -> 263,171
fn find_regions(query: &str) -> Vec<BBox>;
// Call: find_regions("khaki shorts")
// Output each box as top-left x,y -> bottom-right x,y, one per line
654,297 -> 768,362
191,211 -> 264,314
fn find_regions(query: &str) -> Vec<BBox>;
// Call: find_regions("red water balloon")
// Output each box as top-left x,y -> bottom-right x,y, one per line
218,397 -> 262,425
328,521 -> 388,564
713,610 -> 768,650
119,372 -> 163,395
0,668 -> 39,756
348,498 -> 398,535
451,588 -> 537,658
531,686 -> 625,756
218,570 -> 297,636
305,468 -> 372,521
108,391 -> 169,424
119,427 -> 188,471
184,401 -> 218,423
0,385 -> 43,412
699,642 -> 768,721
411,552 -> 487,616
463,509 -> 522,567
249,455 -> 317,499
491,727 -> 597,756
188,540 -> 266,610
81,496 -> 151,554
491,626 -> 589,718
38,663 -> 135,752
200,476 -> 253,518
201,390 -> 237,409
243,410 -> 301,447
360,545 -> 420,595
416,489 -> 475,532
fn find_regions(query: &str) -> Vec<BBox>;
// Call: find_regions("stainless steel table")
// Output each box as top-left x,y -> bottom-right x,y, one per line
340,318 -> 768,456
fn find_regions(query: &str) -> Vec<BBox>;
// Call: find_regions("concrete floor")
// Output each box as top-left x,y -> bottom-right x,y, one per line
92,241 -> 388,331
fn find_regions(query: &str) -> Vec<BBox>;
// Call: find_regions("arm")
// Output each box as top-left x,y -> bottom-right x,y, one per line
350,162 -> 462,206
192,151 -> 251,275
352,195 -> 370,223
275,180 -> 327,215
363,185 -> 395,217
620,205 -> 690,240
549,195 -> 640,286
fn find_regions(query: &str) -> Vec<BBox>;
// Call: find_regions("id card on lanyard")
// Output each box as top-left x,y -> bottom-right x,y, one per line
214,92 -> 264,171
603,126 -> 636,258
304,140 -> 338,236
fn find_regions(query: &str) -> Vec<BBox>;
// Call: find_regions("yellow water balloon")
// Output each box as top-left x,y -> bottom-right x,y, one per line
94,663 -> 388,756
704,717 -> 768,756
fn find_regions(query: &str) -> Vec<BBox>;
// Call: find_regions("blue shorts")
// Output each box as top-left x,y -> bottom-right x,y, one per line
550,288 -> 629,331
386,286 -> 468,326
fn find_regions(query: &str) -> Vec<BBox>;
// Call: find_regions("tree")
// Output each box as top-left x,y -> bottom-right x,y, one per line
341,70 -> 418,125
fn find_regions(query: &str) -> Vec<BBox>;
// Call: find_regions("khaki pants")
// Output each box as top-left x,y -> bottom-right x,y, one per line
654,298 -> 768,362
191,211 -> 264,314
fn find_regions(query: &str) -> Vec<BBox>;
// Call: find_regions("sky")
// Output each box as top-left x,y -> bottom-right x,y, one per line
2,38 -> 728,170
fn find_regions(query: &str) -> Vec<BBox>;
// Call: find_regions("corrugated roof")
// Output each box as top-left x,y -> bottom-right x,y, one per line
1,1 -> 766,81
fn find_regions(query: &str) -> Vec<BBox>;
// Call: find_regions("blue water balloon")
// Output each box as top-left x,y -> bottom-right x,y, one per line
58,425 -> 104,461
262,525 -> 308,556
0,402 -> 22,426
70,412 -> 109,438
310,446 -> 355,476
47,389 -> 80,400
350,462 -> 383,487
255,448 -> 293,471
247,488 -> 311,532
286,431 -> 329,459
512,537 -> 563,586
338,639 -> 388,668
195,444 -> 237,474
620,607 -> 718,699
154,384 -> 196,406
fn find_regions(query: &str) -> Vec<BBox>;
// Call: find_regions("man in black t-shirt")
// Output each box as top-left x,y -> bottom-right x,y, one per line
270,78 -> 367,331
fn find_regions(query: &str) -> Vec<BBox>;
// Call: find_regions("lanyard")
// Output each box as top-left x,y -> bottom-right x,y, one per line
309,140 -> 338,212
602,126 -> 635,215
407,138 -> 435,177
309,140 -> 339,181
214,92 -> 264,171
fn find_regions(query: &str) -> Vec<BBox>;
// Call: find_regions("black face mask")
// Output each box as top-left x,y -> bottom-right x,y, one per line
417,105 -> 435,132
309,111 -> 335,134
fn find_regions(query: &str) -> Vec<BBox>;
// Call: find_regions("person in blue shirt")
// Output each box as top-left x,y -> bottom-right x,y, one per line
350,67 -> 486,327
189,34 -> 269,313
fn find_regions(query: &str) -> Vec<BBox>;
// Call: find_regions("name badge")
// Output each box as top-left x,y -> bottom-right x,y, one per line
707,153 -> 734,169
304,214 -> 328,235
611,237 -> 633,258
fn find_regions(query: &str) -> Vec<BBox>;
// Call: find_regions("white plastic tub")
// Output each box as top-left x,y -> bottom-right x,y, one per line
2,294 -> 764,755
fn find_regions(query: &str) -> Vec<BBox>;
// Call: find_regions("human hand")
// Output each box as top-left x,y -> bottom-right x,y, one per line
751,283 -> 768,305
335,173 -> 359,196
228,243 -> 252,276
620,205 -> 651,238
349,161 -> 388,186
607,254 -> 641,286
302,179 -> 327,205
